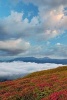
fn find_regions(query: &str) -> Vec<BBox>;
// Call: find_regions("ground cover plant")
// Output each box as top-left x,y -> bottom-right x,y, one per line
0,66 -> 67,100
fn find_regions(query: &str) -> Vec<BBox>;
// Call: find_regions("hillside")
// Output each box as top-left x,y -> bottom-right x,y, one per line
0,66 -> 67,100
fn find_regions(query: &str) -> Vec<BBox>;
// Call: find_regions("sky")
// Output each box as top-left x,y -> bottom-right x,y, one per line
0,0 -> 67,59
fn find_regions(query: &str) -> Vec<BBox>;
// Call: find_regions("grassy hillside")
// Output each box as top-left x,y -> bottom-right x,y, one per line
0,66 -> 67,100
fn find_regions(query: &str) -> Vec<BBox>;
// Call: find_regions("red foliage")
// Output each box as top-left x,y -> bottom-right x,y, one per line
0,66 -> 67,100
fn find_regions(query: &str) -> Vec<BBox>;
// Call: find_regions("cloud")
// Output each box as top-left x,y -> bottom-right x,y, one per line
22,0 -> 67,39
0,1 -> 67,58
0,39 -> 30,56
0,6 -> 67,42
0,7 -> 66,41
0,11 -> 29,39
0,11 -> 40,40
23,0 -> 67,9
23,43 -> 67,59
43,44 -> 67,59
0,61 -> 64,80
56,43 -> 61,46
0,10 -> 67,58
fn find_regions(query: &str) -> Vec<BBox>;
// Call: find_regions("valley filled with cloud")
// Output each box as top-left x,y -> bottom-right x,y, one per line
0,61 -> 64,81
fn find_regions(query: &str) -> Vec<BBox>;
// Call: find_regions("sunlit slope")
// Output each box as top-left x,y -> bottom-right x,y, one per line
0,66 -> 67,100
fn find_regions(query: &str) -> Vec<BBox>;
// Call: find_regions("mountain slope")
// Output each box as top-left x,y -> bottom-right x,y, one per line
0,66 -> 67,100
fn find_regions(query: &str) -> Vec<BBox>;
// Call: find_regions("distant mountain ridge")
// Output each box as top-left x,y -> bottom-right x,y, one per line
0,57 -> 67,64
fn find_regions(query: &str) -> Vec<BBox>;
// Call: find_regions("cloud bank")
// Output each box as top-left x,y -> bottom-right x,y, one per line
0,61 -> 64,80
0,9 -> 67,58
0,0 -> 67,58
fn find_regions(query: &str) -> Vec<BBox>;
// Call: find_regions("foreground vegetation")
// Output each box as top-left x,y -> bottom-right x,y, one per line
0,66 -> 67,100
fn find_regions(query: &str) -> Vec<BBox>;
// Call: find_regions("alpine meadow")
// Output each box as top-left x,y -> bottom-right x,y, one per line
0,0 -> 67,100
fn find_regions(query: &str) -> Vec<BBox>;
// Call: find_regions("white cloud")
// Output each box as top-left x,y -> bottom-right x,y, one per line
0,7 -> 66,41
0,11 -> 40,40
22,1 -> 67,40
0,39 -> 30,55
1,11 -> 29,36
56,43 -> 61,46
0,9 -> 67,57
0,61 -> 64,79
0,1 -> 67,58
4,0 -> 67,41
